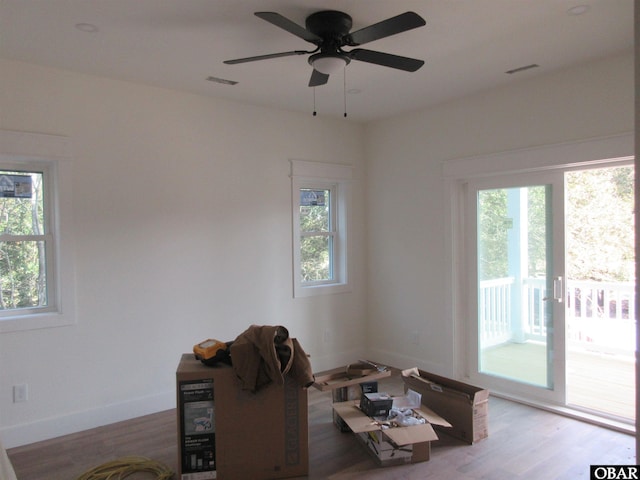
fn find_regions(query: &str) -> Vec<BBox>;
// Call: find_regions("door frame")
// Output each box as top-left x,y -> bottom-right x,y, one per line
443,133 -> 634,410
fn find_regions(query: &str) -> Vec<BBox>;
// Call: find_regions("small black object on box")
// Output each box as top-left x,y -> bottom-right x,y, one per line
360,382 -> 378,395
360,392 -> 393,417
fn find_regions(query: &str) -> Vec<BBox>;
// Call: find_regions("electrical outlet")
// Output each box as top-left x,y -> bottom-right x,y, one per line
13,384 -> 28,403
410,331 -> 420,345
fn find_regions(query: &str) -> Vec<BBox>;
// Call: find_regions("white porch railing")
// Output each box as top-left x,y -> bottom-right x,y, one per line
479,277 -> 636,355
479,277 -> 513,346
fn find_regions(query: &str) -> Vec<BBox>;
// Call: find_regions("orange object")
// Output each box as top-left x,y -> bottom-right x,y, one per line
193,339 -> 227,361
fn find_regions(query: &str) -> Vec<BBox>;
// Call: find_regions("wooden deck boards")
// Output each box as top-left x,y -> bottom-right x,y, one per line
482,342 -> 635,420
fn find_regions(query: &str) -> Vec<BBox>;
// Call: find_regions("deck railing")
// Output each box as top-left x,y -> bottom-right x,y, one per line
479,277 -> 636,354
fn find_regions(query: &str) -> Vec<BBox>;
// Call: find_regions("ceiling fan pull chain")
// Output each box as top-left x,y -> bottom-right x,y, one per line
313,87 -> 317,116
343,67 -> 347,118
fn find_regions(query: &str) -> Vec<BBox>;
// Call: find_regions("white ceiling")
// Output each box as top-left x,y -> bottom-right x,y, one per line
0,0 -> 634,123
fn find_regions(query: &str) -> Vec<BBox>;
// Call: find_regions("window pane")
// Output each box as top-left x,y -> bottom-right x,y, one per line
300,189 -> 330,233
300,235 -> 333,282
477,185 -> 552,388
0,240 -> 47,309
0,171 -> 44,236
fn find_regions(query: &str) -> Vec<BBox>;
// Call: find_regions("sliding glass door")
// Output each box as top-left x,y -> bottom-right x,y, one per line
446,134 -> 634,421
467,173 -> 566,404
464,164 -> 635,421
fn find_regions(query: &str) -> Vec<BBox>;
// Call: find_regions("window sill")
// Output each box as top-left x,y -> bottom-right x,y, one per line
0,310 -> 75,333
294,282 -> 351,298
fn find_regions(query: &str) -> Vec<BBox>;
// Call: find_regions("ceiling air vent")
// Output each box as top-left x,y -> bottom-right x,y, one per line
206,76 -> 238,85
505,64 -> 539,75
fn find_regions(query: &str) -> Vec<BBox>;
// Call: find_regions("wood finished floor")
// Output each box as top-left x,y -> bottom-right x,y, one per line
7,372 -> 636,480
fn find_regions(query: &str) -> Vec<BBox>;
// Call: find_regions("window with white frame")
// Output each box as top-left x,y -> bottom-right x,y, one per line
0,168 -> 52,313
0,130 -> 76,332
291,160 -> 351,297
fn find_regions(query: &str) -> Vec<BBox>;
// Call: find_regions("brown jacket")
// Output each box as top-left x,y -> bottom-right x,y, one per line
230,325 -> 314,392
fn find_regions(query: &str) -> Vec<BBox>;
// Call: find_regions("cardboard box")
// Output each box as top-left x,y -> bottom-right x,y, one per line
401,368 -> 489,444
176,354 -> 308,480
332,400 -> 451,467
332,382 -> 378,432
314,363 -> 391,433
356,431 -> 417,466
331,382 -> 377,403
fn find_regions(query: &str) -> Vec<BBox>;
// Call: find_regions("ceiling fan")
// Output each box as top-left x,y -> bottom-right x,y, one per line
224,10 -> 426,87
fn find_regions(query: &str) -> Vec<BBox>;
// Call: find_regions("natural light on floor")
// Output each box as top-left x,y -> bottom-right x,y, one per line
482,341 -> 635,421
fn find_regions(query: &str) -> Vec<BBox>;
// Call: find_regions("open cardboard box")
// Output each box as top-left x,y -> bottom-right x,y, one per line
313,363 -> 393,432
401,367 -> 489,444
332,396 -> 451,466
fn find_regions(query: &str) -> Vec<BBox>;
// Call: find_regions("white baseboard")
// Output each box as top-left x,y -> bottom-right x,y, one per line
0,390 -> 175,449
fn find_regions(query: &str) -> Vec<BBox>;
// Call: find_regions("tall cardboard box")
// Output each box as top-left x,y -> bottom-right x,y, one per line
402,368 -> 489,444
177,354 -> 309,480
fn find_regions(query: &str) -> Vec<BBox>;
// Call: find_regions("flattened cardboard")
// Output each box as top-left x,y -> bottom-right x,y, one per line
384,423 -> 438,446
401,367 -> 489,444
412,405 -> 453,429
177,354 -> 308,480
312,364 -> 391,391
332,402 -> 381,435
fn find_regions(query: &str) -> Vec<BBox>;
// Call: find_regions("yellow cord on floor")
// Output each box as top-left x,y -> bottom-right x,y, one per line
75,456 -> 174,480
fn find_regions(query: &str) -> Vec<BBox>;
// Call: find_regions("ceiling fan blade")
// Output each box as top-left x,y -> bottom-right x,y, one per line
347,12 -> 426,46
224,50 -> 308,65
349,49 -> 424,72
309,69 -> 329,87
255,12 -> 322,44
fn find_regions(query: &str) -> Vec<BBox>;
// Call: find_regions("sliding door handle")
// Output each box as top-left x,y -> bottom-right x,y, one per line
553,276 -> 564,303
543,276 -> 563,303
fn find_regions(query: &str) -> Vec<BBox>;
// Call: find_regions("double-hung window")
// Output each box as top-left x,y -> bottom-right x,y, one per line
0,130 -> 76,332
0,168 -> 52,313
299,186 -> 336,284
291,160 -> 351,297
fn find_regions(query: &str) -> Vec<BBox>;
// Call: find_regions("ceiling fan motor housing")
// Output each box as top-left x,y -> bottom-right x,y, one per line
305,11 -> 353,45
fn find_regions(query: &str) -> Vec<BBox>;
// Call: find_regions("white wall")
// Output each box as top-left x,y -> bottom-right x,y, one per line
364,51 -> 635,375
0,59 -> 367,447
0,50 -> 634,448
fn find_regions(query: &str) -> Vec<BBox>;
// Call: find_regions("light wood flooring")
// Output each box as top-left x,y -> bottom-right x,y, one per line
7,371 -> 636,480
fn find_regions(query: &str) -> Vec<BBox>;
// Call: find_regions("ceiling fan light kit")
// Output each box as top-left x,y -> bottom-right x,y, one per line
224,9 -> 426,113
309,53 -> 350,75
